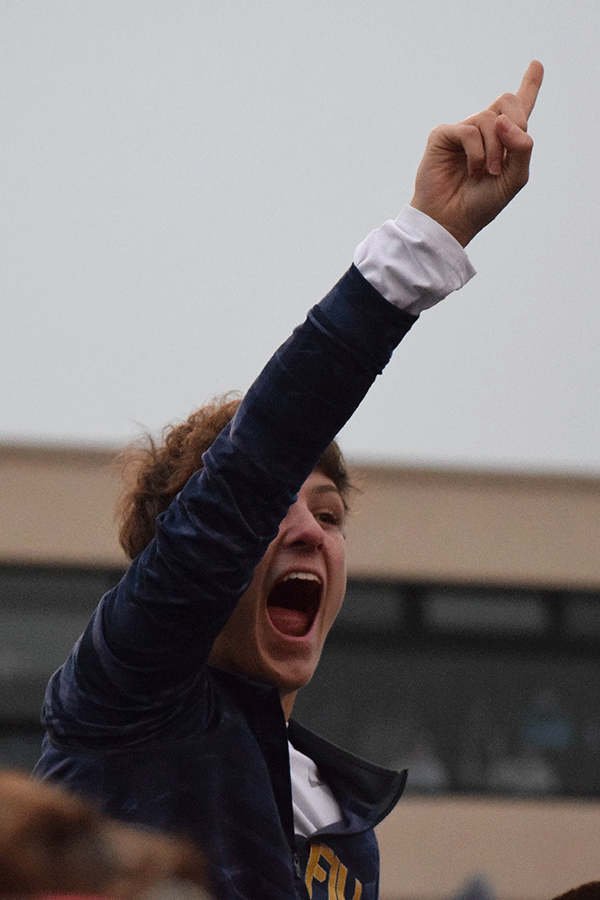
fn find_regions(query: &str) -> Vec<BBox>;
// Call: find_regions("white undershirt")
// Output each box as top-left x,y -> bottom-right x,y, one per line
288,209 -> 474,838
354,204 -> 475,315
289,739 -> 342,839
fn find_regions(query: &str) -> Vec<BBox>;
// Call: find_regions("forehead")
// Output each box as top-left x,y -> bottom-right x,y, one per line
300,470 -> 343,500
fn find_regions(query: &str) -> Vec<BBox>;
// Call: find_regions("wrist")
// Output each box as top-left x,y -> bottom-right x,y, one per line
408,199 -> 474,248
353,205 -> 476,315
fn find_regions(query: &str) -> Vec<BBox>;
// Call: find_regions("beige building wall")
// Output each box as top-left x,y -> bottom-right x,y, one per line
0,443 -> 126,567
2,442 -> 600,900
3,444 -> 600,589
346,464 -> 600,590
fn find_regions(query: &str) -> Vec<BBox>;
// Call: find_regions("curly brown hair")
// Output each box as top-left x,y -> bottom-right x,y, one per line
115,395 -> 354,560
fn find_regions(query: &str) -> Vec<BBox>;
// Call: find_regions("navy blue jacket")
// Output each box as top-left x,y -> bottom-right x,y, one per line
35,265 -> 415,900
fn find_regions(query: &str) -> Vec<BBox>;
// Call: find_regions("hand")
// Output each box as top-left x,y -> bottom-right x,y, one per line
410,60 -> 544,247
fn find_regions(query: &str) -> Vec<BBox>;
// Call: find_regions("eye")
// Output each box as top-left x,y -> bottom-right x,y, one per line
314,509 -> 344,529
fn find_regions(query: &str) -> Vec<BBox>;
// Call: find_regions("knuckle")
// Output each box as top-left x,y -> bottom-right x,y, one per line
460,122 -> 483,141
465,110 -> 496,130
428,123 -> 448,139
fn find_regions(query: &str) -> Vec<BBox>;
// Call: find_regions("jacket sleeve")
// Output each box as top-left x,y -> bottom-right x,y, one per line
40,265 -> 416,740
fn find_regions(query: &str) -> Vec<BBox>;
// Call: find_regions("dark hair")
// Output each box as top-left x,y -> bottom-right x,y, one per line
551,886 -> 600,900
116,395 -> 354,560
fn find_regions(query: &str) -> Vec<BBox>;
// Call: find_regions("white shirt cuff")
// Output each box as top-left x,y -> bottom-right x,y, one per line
353,205 -> 476,315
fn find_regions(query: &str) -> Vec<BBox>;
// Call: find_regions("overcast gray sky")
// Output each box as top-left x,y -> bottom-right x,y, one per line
2,1 -> 599,474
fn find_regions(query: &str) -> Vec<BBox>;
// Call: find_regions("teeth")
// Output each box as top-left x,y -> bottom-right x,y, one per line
282,572 -> 322,584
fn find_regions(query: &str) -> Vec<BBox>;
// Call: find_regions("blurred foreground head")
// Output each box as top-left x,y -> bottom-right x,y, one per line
0,770 -> 212,900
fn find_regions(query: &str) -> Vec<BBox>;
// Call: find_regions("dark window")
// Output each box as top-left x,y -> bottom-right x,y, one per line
0,563 -> 123,769
295,579 -> 600,800
2,563 -> 600,800
423,586 -> 549,637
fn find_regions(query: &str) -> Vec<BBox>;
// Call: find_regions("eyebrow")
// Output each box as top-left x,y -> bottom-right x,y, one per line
309,484 -> 347,512
310,484 -> 344,499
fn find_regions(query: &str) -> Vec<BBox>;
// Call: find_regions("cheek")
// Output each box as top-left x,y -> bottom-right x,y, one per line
336,539 -> 347,585
334,578 -> 347,619
327,546 -> 347,622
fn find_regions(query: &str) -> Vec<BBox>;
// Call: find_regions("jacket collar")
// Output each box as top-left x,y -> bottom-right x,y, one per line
288,718 -> 407,831
209,666 -> 406,834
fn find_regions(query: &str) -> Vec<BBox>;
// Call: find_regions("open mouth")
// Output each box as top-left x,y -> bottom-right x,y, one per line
266,572 -> 322,637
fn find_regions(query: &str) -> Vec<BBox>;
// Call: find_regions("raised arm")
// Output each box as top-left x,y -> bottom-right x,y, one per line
410,60 -> 544,247
36,61 -> 543,743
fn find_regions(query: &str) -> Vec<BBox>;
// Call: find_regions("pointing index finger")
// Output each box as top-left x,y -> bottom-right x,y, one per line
516,60 -> 544,120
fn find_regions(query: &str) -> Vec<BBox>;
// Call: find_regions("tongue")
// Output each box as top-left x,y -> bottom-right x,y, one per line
268,606 -> 309,637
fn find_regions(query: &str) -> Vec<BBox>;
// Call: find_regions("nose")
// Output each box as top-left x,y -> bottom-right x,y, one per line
279,498 -> 324,550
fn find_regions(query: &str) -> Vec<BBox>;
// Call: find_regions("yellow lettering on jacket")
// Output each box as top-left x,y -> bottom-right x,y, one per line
305,842 -> 362,900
